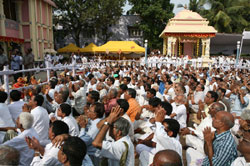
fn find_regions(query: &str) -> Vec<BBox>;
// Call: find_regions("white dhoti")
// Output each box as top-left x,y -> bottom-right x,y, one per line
136,144 -> 155,155
139,151 -> 154,166
186,147 -> 205,166
185,134 -> 204,153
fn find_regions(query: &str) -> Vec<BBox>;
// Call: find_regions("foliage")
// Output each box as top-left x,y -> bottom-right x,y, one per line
177,0 -> 206,13
53,0 -> 126,46
128,0 -> 174,49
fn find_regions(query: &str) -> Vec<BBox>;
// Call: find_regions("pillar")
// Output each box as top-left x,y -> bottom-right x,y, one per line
167,37 -> 172,56
15,0 -> 24,54
163,38 -> 167,55
172,37 -> 177,57
0,0 -> 6,36
201,38 -> 206,57
205,38 -> 210,57
29,0 -> 38,60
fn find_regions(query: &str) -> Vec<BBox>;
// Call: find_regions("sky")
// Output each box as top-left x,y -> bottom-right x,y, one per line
123,0 -> 190,15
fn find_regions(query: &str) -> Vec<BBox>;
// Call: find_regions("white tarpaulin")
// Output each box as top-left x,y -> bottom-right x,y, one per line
243,31 -> 250,39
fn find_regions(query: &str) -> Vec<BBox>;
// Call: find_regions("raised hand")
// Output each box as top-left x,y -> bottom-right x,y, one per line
203,127 -> 214,144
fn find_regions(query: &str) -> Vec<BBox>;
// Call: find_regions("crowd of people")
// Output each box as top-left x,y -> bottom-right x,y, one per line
0,51 -> 249,166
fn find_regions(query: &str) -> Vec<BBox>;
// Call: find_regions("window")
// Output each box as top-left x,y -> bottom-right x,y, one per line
3,0 -> 16,21
128,27 -> 143,37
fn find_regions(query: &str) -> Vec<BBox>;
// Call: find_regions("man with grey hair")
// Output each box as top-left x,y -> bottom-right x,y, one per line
0,145 -> 20,165
183,102 -> 225,158
92,106 -> 134,166
96,82 -> 107,101
104,88 -> 118,116
2,112 -> 39,166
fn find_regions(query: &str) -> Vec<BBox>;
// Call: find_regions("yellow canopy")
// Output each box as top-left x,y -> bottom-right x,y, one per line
95,41 -> 145,54
80,43 -> 98,53
57,43 -> 80,53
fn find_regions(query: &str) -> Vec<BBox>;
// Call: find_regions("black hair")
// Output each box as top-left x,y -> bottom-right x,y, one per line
119,84 -> 128,91
147,88 -> 156,97
10,90 -> 21,101
117,99 -> 129,113
163,119 -> 180,138
0,91 -> 8,103
87,73 -> 94,80
49,80 -> 57,89
62,136 -> 87,166
89,90 -> 100,102
108,77 -> 115,84
34,95 -> 44,106
60,103 -> 71,116
160,101 -> 173,116
124,77 -> 131,83
208,91 -> 219,102
51,120 -> 69,136
127,88 -> 136,98
149,97 -> 161,108
219,88 -> 226,95
92,102 -> 105,118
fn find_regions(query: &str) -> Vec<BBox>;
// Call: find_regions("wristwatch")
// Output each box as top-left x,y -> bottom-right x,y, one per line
104,121 -> 111,126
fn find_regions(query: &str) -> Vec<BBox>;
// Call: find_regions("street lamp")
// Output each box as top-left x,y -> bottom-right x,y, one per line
144,39 -> 148,67
235,41 -> 240,67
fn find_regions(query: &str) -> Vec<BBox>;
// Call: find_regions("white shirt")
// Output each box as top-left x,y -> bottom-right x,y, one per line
31,106 -> 50,145
30,142 -> 61,166
153,122 -> 182,157
189,91 -> 205,113
72,87 -> 86,114
8,100 -> 25,122
100,135 -> 134,166
172,103 -> 187,129
62,116 -> 79,136
87,118 -> 101,139
3,128 -> 39,166
231,157 -> 250,166
0,103 -> 15,143
190,115 -> 215,140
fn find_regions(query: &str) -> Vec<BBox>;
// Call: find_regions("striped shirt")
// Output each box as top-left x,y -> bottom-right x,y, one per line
202,130 -> 237,166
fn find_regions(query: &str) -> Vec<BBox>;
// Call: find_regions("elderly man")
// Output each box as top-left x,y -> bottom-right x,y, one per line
104,89 -> 118,116
96,82 -> 107,101
186,111 -> 237,166
2,112 -> 39,166
92,107 -> 134,166
182,102 -> 225,154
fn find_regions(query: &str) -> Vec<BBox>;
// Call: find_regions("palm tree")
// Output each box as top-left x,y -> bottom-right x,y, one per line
201,0 -> 249,33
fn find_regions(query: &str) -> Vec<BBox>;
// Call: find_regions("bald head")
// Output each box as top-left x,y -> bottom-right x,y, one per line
152,150 -> 182,166
218,111 -> 235,129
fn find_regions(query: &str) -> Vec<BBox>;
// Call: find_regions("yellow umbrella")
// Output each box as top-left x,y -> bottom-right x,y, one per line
80,43 -> 98,53
57,43 -> 81,53
95,41 -> 145,54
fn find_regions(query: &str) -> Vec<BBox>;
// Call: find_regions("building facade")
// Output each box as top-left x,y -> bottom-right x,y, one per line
0,0 -> 55,61
55,15 -> 144,49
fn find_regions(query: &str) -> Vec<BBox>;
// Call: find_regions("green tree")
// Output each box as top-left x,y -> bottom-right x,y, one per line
177,0 -> 206,13
201,0 -> 250,33
128,0 -> 174,49
53,0 -> 126,46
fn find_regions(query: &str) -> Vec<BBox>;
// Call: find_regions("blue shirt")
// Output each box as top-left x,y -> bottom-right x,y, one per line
202,130 -> 237,166
159,81 -> 165,95
11,55 -> 21,70
230,94 -> 249,116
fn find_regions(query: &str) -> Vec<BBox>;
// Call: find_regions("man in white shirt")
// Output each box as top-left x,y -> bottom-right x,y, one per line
96,82 -> 108,101
8,90 -> 25,123
69,81 -> 86,115
24,95 -> 50,146
27,120 -> 69,166
56,103 -> 79,136
138,109 -> 182,166
181,102 -> 224,154
3,112 -> 39,166
170,94 -> 187,129
93,107 -> 134,166
0,91 -> 15,143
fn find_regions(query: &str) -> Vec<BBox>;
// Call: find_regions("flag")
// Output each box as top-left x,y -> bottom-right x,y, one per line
243,31 -> 250,39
